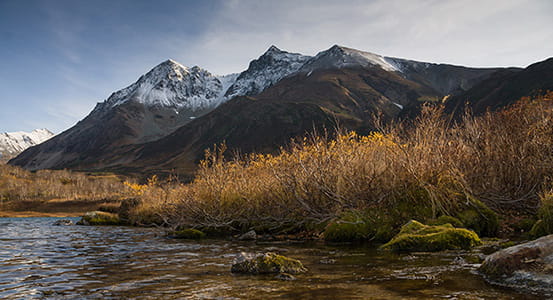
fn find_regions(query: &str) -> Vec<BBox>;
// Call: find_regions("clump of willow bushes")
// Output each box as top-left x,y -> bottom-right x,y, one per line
131,92 -> 553,236
0,165 -> 134,207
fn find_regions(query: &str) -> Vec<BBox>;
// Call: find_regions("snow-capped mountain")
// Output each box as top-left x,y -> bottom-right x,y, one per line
300,45 -> 400,73
225,46 -> 311,98
10,44 -> 510,171
0,129 -> 53,160
103,59 -> 235,111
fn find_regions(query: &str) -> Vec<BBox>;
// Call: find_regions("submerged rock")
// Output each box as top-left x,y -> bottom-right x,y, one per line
231,252 -> 307,274
238,230 -> 257,241
380,220 -> 481,252
170,228 -> 206,239
479,234 -> 553,293
76,211 -> 121,226
53,219 -> 74,226
275,273 -> 296,281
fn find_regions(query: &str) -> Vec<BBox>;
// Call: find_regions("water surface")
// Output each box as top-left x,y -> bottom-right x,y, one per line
0,217 -> 538,299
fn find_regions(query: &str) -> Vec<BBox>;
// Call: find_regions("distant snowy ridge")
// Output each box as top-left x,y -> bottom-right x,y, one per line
99,45 -> 410,114
0,129 -> 54,157
224,46 -> 312,99
105,59 -> 232,111
300,45 -> 400,73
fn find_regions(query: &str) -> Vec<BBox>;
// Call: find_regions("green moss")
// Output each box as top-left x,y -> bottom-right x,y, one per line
231,252 -> 307,274
512,217 -> 538,233
323,209 -> 397,243
171,228 -> 206,239
380,220 -> 482,252
499,240 -> 518,248
456,198 -> 499,237
530,194 -> 553,238
324,211 -> 371,242
395,188 -> 435,221
428,215 -> 464,227
77,211 -> 121,225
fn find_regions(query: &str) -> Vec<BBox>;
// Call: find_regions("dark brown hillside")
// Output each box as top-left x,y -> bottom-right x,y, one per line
446,57 -> 553,115
111,66 -> 444,176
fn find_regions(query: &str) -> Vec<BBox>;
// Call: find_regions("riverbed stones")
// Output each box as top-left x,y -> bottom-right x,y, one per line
53,219 -> 74,226
275,273 -> 296,281
380,220 -> 481,252
231,252 -> 307,274
238,230 -> 257,241
479,234 -> 553,293
76,211 -> 121,225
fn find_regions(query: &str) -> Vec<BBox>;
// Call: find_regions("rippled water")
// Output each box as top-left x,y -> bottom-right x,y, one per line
0,218 -> 539,299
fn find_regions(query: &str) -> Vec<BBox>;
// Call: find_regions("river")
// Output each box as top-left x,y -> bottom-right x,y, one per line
0,217 -> 540,299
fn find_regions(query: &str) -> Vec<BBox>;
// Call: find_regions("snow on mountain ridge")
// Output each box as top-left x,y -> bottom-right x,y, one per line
100,45 -> 414,116
0,129 -> 54,156
106,59 -> 228,111
224,46 -> 312,99
300,45 -> 400,72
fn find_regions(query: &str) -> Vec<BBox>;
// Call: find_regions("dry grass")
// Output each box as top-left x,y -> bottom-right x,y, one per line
133,92 -> 553,234
0,165 -> 136,214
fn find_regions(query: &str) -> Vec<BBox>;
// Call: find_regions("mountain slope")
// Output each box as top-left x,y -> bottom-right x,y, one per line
102,55 -> 502,176
0,129 -> 53,162
10,45 -> 523,175
446,57 -> 553,114
10,60 -> 233,170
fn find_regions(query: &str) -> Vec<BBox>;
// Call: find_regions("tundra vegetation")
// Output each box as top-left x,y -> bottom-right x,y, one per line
2,93 -> 553,245
0,166 -> 137,216
124,92 -> 553,244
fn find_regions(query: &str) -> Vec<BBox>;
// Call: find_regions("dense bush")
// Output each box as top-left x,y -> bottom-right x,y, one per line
131,92 -> 553,237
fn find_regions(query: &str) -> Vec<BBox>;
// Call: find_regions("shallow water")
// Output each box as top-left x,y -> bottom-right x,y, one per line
0,218 -> 539,299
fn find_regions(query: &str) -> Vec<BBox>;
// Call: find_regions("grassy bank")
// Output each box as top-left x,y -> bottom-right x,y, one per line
0,165 -> 136,217
126,92 -> 553,240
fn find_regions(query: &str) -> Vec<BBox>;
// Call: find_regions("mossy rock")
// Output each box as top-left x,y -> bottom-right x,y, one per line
323,209 -> 397,242
324,211 -> 371,242
530,195 -> 553,238
428,215 -> 464,227
380,220 -> 482,252
171,228 -> 206,239
231,252 -> 307,274
456,199 -> 499,237
77,211 -> 121,226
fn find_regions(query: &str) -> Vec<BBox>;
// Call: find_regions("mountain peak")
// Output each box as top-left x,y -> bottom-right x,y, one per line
103,58 -> 225,110
328,44 -> 346,52
265,45 -> 282,54
300,45 -> 399,72
0,128 -> 54,159
224,46 -> 311,98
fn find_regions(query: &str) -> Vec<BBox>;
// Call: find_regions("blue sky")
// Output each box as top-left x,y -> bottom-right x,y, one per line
1,0 -> 552,133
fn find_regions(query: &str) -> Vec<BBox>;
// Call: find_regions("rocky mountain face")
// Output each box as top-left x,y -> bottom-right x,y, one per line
11,45 -> 545,176
224,46 -> 311,98
0,129 -> 53,162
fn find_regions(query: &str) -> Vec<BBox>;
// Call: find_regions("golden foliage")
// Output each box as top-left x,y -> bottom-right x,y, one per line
128,92 -> 553,231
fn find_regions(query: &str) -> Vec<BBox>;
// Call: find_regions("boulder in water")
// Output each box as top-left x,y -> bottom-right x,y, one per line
479,234 -> 553,293
380,220 -> 481,252
53,219 -> 74,226
238,230 -> 257,241
231,252 -> 307,274
77,211 -> 121,226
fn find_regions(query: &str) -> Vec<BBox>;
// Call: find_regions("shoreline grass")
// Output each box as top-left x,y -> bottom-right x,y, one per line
128,92 -> 553,239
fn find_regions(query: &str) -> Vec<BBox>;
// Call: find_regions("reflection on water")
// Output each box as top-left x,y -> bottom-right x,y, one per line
0,218 -> 538,299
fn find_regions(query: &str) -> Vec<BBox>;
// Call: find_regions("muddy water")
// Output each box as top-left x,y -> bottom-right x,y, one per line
0,218 -> 539,299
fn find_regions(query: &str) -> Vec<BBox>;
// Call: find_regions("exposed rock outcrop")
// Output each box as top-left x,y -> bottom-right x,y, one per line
479,234 -> 553,294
